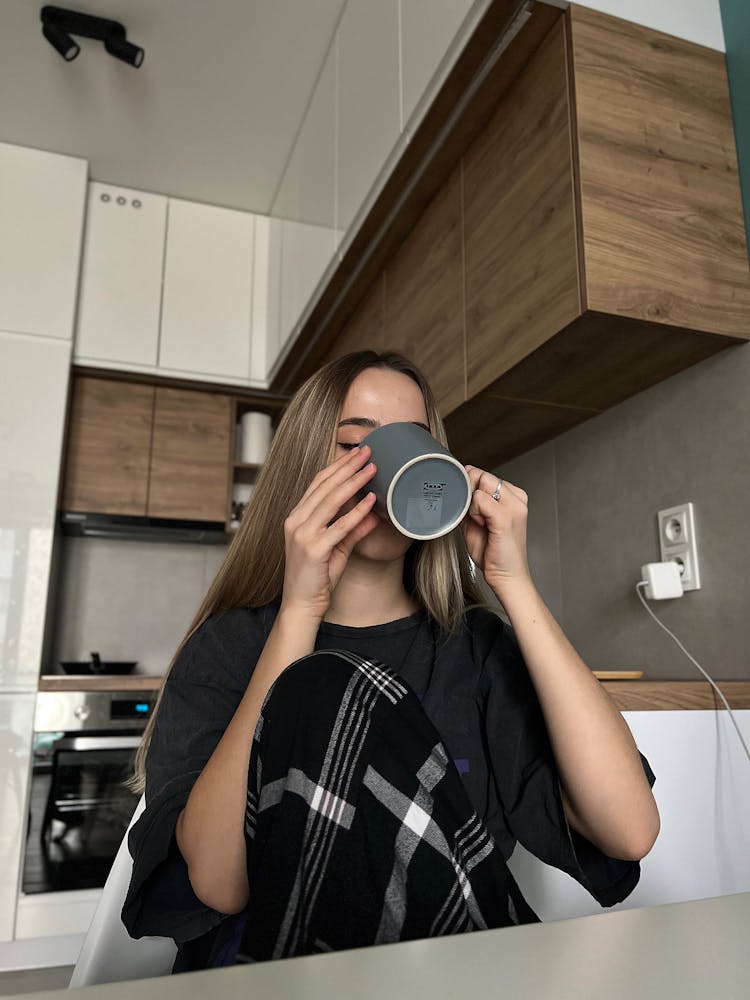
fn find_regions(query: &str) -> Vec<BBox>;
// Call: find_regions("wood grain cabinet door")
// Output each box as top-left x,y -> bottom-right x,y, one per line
463,17 -> 581,400
384,167 -> 465,416
62,377 -> 154,515
147,387 -> 232,522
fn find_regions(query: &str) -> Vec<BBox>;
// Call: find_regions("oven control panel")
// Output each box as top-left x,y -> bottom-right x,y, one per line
35,690 -> 156,732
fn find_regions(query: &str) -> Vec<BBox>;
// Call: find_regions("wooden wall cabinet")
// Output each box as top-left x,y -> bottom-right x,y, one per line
463,17 -> 580,403
326,166 -> 465,415
311,5 -> 750,469
147,387 -> 233,522
62,376 -> 232,523
451,6 -> 750,468
62,378 -> 154,516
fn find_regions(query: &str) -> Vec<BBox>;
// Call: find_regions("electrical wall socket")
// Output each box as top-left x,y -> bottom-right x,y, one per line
657,502 -> 701,591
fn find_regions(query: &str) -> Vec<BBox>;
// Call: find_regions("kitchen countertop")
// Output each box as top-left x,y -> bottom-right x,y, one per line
38,675 -> 164,691
597,680 -> 750,711
36,676 -> 750,707
6,892 -> 749,1000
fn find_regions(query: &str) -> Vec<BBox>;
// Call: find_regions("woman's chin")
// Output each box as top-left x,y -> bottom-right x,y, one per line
355,518 -> 412,559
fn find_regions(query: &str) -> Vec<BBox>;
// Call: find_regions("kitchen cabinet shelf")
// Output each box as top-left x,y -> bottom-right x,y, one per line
226,401 -> 280,532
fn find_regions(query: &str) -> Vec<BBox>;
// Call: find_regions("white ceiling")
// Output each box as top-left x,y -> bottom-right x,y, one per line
1,0 -> 347,213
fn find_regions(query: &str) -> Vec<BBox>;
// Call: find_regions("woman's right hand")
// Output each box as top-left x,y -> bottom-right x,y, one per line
281,444 -> 379,622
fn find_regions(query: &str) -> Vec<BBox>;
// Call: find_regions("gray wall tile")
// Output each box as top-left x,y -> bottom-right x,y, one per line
49,538 -> 229,675
492,342 -> 750,681
494,440 -> 564,624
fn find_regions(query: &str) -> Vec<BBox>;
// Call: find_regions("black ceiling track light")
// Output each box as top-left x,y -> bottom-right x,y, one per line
40,6 -> 145,67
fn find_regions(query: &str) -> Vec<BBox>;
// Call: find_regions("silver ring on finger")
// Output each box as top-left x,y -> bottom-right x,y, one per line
491,478 -> 503,502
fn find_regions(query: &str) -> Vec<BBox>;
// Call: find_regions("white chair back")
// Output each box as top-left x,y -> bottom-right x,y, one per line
68,795 -> 177,988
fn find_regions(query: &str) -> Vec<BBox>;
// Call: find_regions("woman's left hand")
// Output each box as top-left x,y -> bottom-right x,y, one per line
462,466 -> 532,596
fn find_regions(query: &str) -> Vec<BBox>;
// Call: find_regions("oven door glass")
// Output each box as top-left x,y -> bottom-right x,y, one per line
23,734 -> 141,894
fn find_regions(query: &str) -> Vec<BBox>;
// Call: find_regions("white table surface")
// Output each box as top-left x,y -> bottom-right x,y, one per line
13,891 -> 750,999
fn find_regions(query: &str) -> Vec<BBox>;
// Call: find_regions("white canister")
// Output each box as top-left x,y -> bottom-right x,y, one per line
240,411 -> 272,465
232,482 -> 255,506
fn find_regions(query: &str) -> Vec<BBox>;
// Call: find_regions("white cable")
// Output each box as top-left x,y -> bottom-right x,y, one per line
635,582 -> 750,765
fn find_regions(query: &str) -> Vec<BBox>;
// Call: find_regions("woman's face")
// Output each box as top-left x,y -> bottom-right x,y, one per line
333,367 -> 430,561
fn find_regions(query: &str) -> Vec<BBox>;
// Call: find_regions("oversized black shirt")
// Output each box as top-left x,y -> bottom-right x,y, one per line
122,603 -> 656,962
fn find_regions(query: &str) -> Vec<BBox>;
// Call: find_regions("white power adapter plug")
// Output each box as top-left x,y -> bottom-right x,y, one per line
640,561 -> 683,599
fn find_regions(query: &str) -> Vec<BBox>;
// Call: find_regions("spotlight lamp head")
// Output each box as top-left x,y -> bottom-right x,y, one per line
41,19 -> 79,61
104,31 -> 145,68
40,6 -> 145,67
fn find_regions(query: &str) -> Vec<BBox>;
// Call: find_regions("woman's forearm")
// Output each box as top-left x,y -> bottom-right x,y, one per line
176,606 -> 319,913
496,578 -> 660,861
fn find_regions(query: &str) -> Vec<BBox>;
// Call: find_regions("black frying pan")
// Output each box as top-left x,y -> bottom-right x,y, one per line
60,651 -> 138,675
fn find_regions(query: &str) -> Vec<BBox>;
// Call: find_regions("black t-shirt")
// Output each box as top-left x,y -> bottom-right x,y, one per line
122,602 -> 656,959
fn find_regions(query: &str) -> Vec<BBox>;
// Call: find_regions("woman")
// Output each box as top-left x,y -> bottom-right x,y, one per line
123,350 -> 659,970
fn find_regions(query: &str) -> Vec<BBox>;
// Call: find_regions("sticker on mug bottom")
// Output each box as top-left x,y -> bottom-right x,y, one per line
405,497 -> 443,532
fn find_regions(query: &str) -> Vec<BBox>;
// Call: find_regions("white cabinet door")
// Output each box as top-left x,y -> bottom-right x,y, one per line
258,217 -> 283,382
273,144 -> 300,352
273,39 -> 338,360
400,0 -> 474,131
279,219 -> 337,359
159,199 -> 254,383
0,143 -> 87,341
297,36 -> 336,234
250,215 -> 284,384
0,692 -> 34,941
74,183 -> 167,367
0,331 -> 71,692
336,0 -> 400,235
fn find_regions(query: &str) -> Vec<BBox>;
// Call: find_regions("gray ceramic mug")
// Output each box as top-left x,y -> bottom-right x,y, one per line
357,422 -> 471,540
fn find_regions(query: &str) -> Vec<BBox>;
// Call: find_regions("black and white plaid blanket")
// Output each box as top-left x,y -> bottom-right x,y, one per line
236,649 -> 538,962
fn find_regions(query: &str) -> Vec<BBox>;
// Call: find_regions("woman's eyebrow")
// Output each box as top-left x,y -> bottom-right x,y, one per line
337,417 -> 430,432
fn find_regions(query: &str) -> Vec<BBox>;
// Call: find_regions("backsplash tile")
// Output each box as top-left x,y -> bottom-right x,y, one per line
492,342 -> 750,680
48,537 -> 227,675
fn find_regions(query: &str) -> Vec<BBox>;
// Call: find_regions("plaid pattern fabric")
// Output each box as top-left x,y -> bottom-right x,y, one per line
237,649 -> 538,962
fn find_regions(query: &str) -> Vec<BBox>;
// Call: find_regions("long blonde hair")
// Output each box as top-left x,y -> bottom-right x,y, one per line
131,350 -> 496,791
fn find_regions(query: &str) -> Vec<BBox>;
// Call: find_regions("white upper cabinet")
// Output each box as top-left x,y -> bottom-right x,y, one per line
249,215 -> 270,383
279,218 -> 338,359
0,143 -> 87,341
293,39 -> 338,334
159,199 -> 254,382
336,0 -> 400,235
400,0 -> 474,131
298,39 -> 337,236
275,121 -> 336,358
260,217 -> 284,382
74,188 -> 261,386
75,183 -> 167,367
273,139 -> 300,349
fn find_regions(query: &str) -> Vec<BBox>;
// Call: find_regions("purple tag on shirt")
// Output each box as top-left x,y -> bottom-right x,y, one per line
454,758 -> 470,776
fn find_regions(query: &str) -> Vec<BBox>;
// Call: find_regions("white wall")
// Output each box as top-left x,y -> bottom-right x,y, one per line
507,710 -> 750,920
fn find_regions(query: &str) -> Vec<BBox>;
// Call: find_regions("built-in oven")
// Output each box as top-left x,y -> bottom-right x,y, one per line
22,689 -> 156,894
